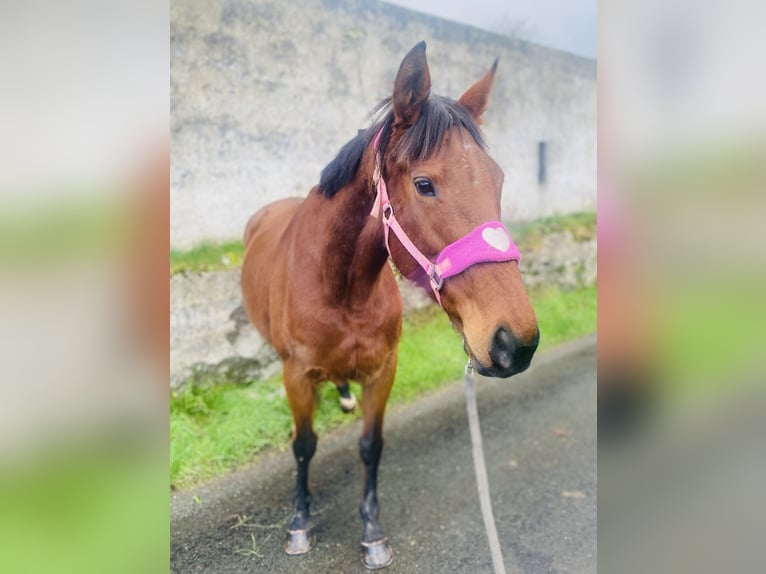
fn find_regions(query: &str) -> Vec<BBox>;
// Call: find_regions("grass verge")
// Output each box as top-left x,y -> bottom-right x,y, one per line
170,284 -> 596,489
170,240 -> 245,274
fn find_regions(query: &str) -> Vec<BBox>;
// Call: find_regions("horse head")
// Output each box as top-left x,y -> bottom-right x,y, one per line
375,42 -> 539,378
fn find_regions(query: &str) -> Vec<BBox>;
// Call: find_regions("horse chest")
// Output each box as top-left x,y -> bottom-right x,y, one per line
287,304 -> 400,383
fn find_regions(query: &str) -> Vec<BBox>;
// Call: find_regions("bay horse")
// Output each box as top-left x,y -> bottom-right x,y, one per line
241,41 -> 539,569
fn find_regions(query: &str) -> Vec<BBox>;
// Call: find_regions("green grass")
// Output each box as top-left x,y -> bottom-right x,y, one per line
170,284 -> 597,489
508,211 -> 596,251
170,240 -> 245,274
532,284 -> 598,347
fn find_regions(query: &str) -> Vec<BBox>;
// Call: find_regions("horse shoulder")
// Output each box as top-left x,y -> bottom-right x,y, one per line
241,198 -> 303,346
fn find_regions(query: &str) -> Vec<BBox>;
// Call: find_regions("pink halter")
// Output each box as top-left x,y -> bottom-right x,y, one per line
369,129 -> 521,305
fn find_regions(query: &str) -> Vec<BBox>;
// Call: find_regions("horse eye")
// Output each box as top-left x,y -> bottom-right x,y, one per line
414,178 -> 436,197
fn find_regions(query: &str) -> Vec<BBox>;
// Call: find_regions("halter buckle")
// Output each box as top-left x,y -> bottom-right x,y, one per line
428,264 -> 443,291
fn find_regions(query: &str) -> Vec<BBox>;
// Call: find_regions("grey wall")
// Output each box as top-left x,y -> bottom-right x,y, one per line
171,0 -> 596,248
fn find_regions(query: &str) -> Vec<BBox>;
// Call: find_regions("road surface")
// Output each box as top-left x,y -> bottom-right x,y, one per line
171,335 -> 596,573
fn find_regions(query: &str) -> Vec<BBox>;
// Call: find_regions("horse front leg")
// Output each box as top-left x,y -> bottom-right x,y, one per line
359,353 -> 397,569
282,362 -> 318,555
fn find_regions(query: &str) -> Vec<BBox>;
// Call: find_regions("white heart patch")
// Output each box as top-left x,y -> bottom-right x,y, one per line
481,226 -> 510,252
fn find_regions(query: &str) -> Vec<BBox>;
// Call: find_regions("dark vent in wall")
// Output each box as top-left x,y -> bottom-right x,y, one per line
538,141 -> 547,185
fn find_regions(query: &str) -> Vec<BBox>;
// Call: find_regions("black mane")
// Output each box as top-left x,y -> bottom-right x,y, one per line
318,96 -> 486,198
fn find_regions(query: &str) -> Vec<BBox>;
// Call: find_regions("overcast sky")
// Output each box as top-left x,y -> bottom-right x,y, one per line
384,0 -> 596,59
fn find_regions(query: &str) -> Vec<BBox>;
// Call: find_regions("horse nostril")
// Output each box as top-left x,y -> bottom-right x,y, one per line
487,327 -> 539,376
489,327 -> 515,370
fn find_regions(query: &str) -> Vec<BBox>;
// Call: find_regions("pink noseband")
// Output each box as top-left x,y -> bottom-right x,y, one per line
370,129 -> 521,306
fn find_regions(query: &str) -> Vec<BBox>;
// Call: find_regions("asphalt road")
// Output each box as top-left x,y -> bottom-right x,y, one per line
171,335 -> 596,573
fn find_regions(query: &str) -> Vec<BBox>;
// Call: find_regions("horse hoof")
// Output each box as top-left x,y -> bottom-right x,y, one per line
284,528 -> 316,555
361,538 -> 393,570
339,394 -> 357,413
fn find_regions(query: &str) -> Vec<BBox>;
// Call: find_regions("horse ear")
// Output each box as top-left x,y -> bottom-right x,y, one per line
392,41 -> 431,128
458,58 -> 498,120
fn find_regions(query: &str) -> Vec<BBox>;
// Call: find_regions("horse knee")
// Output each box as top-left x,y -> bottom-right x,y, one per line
359,434 -> 383,467
293,429 -> 317,463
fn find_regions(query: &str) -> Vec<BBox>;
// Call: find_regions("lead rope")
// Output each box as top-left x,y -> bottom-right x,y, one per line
464,357 -> 509,574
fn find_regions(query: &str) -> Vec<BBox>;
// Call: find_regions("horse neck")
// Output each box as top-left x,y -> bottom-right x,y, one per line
318,162 -> 389,307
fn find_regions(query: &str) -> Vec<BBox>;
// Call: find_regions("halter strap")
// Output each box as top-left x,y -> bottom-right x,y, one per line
370,128 -> 521,306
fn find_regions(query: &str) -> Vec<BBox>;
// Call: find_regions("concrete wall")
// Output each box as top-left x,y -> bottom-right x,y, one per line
171,0 -> 596,248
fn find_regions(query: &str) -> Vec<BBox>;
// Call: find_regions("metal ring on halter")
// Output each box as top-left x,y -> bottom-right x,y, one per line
382,202 -> 393,221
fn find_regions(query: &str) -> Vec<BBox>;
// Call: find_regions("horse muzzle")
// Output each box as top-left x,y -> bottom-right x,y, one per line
473,326 -> 539,378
